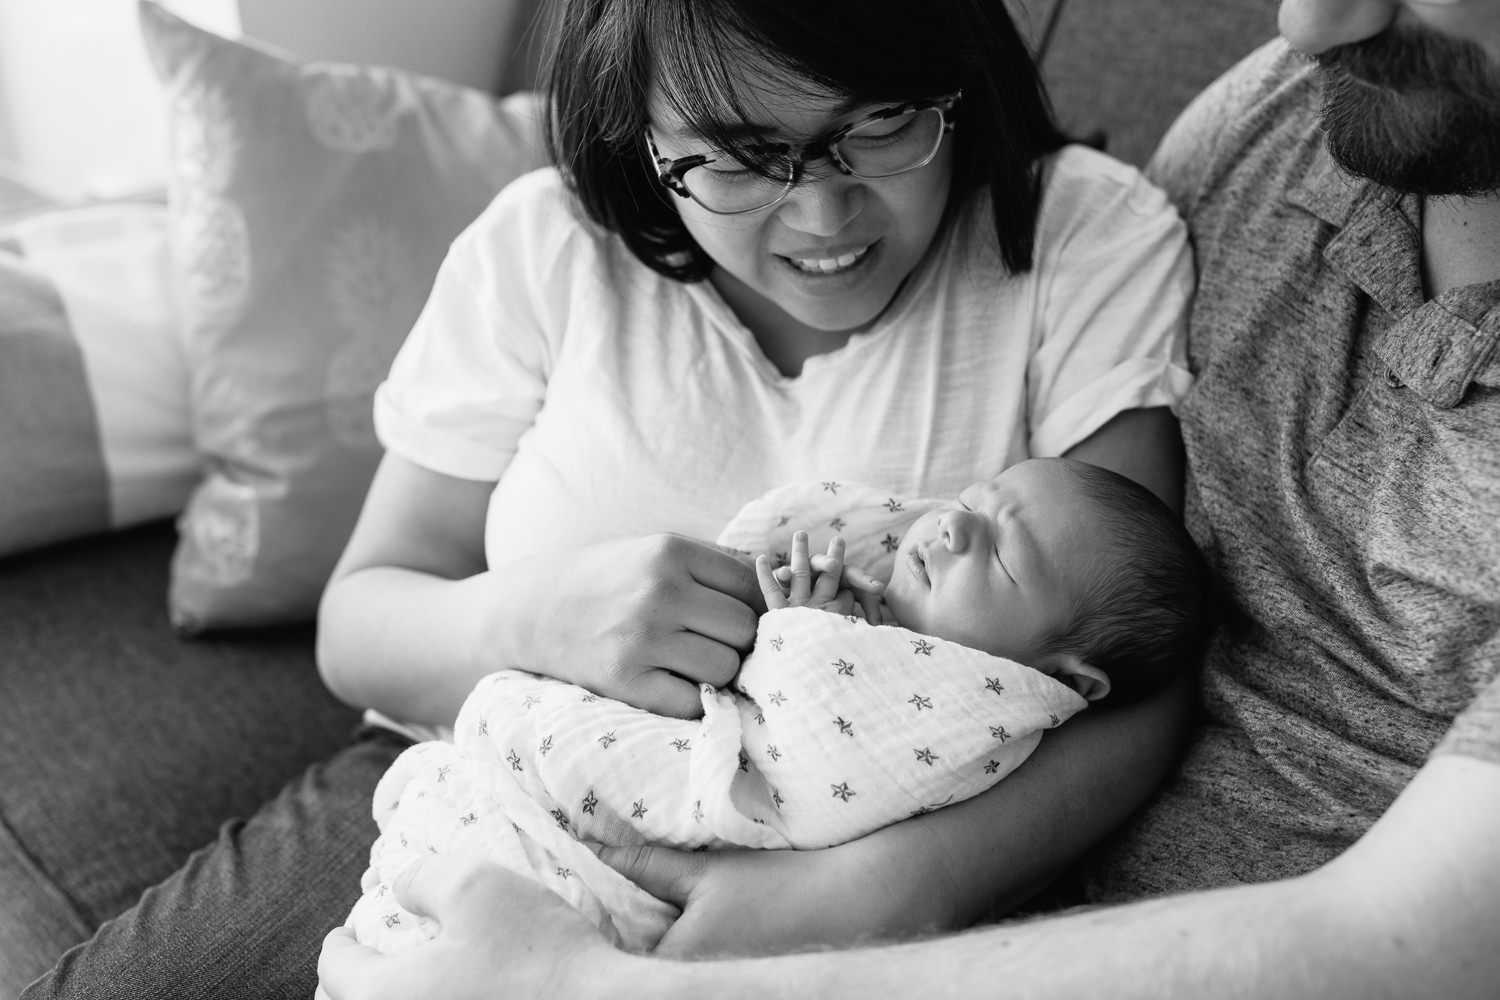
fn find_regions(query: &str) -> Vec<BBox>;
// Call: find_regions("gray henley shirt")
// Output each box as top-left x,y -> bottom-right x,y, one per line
1080,40 -> 1500,901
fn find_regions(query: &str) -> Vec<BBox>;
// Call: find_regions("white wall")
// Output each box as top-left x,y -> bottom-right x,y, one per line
0,0 -> 527,201
0,0 -> 239,199
238,0 -> 519,93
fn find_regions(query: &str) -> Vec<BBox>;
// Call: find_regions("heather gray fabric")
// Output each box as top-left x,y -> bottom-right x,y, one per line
1078,41 -> 1500,902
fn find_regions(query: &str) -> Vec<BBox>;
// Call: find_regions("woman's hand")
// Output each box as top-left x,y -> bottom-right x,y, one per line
600,839 -> 953,957
488,533 -> 764,719
316,855 -> 629,1000
321,455 -> 763,726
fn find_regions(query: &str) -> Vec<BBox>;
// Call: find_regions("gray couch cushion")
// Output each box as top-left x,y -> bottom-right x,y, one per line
1037,0 -> 1279,166
0,520 -> 360,925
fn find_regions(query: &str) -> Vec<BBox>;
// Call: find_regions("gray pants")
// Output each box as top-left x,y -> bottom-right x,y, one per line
0,522 -> 391,999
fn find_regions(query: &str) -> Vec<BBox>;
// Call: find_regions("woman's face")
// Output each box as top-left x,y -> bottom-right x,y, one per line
646,62 -> 954,338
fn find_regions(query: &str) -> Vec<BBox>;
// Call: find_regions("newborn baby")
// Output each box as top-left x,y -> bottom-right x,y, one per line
348,458 -> 1209,951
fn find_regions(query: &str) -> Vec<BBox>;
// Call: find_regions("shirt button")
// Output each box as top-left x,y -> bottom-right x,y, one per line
1384,368 -> 1404,389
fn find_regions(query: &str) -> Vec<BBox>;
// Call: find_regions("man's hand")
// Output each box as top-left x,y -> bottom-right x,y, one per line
316,856 -> 627,1000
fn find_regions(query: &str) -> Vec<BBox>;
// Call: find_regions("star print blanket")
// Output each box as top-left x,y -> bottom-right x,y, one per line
348,482 -> 1088,953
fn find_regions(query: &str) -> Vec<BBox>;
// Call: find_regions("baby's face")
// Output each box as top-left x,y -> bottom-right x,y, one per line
883,459 -> 1117,662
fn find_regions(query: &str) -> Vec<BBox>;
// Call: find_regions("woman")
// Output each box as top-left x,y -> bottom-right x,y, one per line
36,0 -> 1194,994
319,0 -> 1194,955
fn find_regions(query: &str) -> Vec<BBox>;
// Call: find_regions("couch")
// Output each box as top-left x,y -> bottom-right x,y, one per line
0,0 -> 1278,988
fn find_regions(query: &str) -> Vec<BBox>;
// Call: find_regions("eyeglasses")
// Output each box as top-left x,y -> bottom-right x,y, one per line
646,91 -> 961,216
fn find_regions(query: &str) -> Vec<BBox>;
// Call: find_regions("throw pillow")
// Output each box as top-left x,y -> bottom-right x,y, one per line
139,1 -> 547,632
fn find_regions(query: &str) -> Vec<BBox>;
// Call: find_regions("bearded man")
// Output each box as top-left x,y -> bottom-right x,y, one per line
318,3 -> 1500,996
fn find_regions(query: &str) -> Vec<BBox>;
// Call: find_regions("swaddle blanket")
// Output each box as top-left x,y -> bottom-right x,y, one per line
348,482 -> 1088,953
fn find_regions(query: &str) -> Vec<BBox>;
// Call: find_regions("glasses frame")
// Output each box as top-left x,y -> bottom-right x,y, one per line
645,91 -> 962,216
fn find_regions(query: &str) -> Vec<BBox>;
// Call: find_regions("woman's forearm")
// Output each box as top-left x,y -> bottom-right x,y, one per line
316,454 -> 512,727
840,668 -> 1196,930
318,565 -> 519,728
318,473 -> 763,727
1064,406 -> 1185,512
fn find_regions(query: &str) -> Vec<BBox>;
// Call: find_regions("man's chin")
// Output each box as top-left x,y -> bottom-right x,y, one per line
1318,69 -> 1500,197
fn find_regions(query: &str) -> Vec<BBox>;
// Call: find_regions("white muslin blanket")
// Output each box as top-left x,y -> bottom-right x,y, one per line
348,482 -> 1088,953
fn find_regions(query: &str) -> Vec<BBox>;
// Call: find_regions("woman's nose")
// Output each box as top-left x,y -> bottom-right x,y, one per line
776,171 -> 863,237
1277,0 -> 1401,55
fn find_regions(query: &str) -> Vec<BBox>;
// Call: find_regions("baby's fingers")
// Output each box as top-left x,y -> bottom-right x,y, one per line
755,554 -> 788,610
785,531 -> 814,604
777,561 -> 883,593
821,588 -> 857,616
856,590 -> 886,625
841,562 -> 885,595
808,538 -> 846,606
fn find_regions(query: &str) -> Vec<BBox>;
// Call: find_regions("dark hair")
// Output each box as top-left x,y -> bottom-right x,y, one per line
541,0 -> 1070,282
1041,462 -> 1213,706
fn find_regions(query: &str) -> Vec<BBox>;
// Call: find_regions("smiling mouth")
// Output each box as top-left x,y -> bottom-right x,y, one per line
783,245 -> 872,275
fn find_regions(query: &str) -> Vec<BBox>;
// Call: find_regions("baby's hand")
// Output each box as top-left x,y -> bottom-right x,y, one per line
767,534 -> 888,625
756,532 -> 858,616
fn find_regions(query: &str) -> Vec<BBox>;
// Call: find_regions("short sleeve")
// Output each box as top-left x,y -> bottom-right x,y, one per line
1025,147 -> 1195,458
373,169 -> 568,481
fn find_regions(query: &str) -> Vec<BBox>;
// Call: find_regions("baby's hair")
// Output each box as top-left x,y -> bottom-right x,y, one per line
542,0 -> 1070,281
1039,462 -> 1213,705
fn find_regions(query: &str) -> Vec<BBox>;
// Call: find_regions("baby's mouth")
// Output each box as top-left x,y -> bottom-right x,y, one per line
907,545 -> 931,587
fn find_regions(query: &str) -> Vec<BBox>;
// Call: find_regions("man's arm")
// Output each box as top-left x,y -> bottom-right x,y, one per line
679,752 -> 1500,999
319,752 -> 1500,1000
696,751 -> 1500,998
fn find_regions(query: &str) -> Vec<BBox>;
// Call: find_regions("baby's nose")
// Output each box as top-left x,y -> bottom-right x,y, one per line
941,511 -> 975,551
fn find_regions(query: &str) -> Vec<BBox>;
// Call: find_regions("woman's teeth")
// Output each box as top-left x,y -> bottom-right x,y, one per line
788,247 -> 868,274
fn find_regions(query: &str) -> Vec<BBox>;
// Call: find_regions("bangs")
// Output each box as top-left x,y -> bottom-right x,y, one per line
643,1 -> 957,167
645,4 -> 835,171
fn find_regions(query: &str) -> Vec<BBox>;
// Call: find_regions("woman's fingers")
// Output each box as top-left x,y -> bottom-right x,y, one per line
681,537 -> 765,611
668,541 -> 763,647
598,843 -> 706,908
620,630 -> 746,718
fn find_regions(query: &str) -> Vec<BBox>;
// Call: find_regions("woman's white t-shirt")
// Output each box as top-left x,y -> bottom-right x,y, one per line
375,144 -> 1193,574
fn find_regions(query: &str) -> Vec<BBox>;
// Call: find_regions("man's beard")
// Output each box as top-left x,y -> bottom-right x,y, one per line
1315,26 -> 1500,197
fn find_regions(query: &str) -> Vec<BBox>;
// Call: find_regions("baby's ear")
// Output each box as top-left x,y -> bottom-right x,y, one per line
1039,653 -> 1111,703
